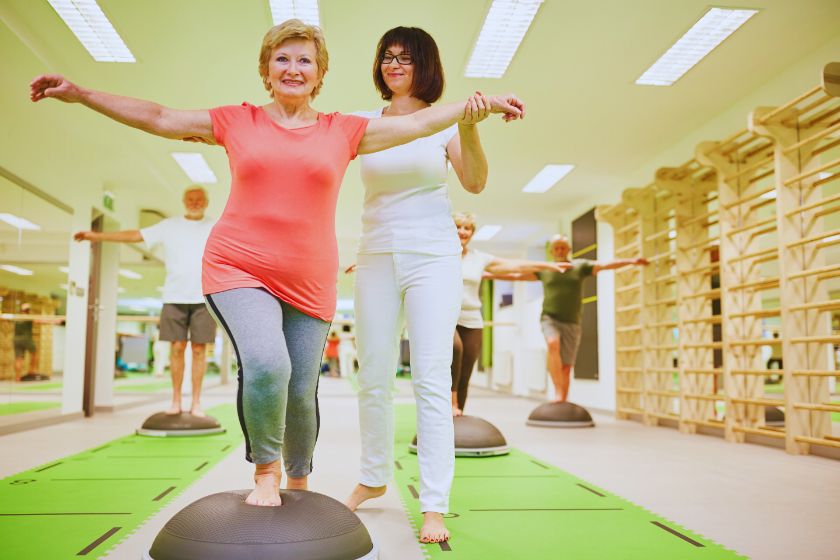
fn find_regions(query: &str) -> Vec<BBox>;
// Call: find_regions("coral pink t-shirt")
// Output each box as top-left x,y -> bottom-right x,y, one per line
204,103 -> 368,320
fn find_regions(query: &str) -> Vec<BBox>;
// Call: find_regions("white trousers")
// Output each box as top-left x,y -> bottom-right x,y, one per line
355,252 -> 462,513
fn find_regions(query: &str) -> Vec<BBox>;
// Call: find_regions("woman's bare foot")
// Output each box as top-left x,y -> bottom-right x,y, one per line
246,461 -> 283,506
165,402 -> 181,415
189,405 -> 206,418
452,405 -> 463,416
419,512 -> 449,543
345,483 -> 386,511
286,476 -> 308,490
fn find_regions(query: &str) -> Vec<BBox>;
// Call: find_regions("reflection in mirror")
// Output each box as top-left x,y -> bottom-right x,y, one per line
0,174 -> 71,427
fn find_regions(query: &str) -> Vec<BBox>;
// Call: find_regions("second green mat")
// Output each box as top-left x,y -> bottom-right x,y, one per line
0,404 -> 242,559
392,405 -> 746,559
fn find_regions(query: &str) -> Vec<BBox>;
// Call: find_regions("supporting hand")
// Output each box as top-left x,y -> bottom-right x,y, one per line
459,91 -> 491,126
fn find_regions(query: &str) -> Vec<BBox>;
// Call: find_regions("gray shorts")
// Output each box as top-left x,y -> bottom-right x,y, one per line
159,303 -> 217,344
540,315 -> 582,366
14,337 -> 36,358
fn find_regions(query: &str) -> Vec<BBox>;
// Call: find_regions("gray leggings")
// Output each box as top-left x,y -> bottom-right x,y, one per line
205,288 -> 330,476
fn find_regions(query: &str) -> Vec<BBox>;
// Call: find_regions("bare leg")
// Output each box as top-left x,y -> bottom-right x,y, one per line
248,460 -> 283,506
345,483 -> 387,511
451,391 -> 462,416
167,341 -> 187,414
420,511 -> 450,543
286,475 -> 308,490
545,337 -> 568,402
189,342 -> 207,417
14,356 -> 23,381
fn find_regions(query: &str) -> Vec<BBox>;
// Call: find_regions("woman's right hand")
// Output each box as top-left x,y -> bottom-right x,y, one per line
73,231 -> 97,242
30,74 -> 83,103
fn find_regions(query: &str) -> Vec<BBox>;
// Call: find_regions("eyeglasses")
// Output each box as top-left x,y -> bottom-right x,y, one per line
380,53 -> 413,65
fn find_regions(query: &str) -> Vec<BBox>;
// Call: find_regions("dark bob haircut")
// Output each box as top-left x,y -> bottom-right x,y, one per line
373,27 -> 445,103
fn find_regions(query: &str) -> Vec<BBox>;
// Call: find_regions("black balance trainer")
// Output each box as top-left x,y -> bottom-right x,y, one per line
144,490 -> 378,559
410,415 -> 510,457
527,401 -> 595,428
137,412 -> 225,437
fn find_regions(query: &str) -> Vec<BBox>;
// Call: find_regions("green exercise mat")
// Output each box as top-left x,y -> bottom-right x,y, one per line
0,401 -> 60,416
0,404 -> 242,559
392,405 -> 745,559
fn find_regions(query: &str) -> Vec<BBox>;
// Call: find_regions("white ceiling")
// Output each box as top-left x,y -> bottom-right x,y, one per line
2,0 -> 839,301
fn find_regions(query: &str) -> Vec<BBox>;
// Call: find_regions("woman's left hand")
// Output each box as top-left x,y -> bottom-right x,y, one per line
459,91 -> 491,126
487,93 -> 526,122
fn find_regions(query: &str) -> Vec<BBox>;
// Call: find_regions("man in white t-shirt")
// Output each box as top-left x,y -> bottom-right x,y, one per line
75,186 -> 217,416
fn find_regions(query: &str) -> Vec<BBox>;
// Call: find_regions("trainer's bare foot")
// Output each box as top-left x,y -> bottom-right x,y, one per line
419,512 -> 449,543
286,476 -> 308,490
552,397 -> 568,403
247,461 -> 282,506
189,406 -> 206,417
165,402 -> 181,415
452,405 -> 463,417
345,483 -> 386,511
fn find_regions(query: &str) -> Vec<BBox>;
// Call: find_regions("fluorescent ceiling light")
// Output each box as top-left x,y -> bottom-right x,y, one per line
473,225 -> 503,241
0,213 -> 41,231
59,266 -> 70,273
1,265 -> 34,276
118,268 -> 142,279
47,0 -> 135,62
171,153 -> 217,184
635,8 -> 758,86
822,234 -> 840,244
464,0 -> 543,78
269,0 -> 320,26
760,191 -> 777,200
522,164 -> 575,193
668,230 -> 677,239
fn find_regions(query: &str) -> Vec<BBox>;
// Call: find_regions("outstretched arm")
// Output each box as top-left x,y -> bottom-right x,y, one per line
592,257 -> 649,275
485,258 -> 571,276
74,230 -> 143,244
357,92 -> 524,155
30,75 -> 214,143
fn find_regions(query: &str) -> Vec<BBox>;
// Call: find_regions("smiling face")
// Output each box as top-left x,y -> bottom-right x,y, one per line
454,217 -> 475,248
380,44 -> 414,97
267,39 -> 320,101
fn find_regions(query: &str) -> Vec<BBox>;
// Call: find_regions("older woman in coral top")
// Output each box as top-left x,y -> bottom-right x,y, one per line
31,19 -> 523,509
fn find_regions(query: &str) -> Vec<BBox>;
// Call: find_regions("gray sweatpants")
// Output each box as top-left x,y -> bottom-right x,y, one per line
205,288 -> 330,476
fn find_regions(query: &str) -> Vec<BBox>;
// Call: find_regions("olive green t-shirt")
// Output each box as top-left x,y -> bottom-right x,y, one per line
536,260 -> 595,324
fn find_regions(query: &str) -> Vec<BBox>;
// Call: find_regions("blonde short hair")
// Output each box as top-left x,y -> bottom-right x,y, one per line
453,212 -> 477,231
258,19 -> 329,100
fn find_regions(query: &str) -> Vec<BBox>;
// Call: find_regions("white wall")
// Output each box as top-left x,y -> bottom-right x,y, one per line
93,237 -> 119,408
61,206 -> 91,414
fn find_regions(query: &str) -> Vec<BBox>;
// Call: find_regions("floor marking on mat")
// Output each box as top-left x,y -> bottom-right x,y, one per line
577,483 -> 606,497
35,462 -> 62,472
153,486 -> 177,501
221,444 -> 232,451
0,512 -> 132,516
439,541 -> 452,551
395,460 -> 403,470
651,521 -> 704,547
454,474 -> 561,478
408,485 -> 419,499
90,445 -> 110,453
470,508 -> 624,512
52,477 -> 182,481
77,526 -> 121,556
529,460 -> 549,469
194,461 -> 209,471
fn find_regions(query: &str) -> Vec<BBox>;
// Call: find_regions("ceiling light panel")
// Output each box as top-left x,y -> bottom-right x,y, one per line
47,0 -> 135,62
1,265 -> 34,276
464,0 -> 543,78
269,0 -> 320,26
171,153 -> 217,184
522,164 -> 575,193
0,213 -> 41,231
118,268 -> 142,280
636,8 -> 758,86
